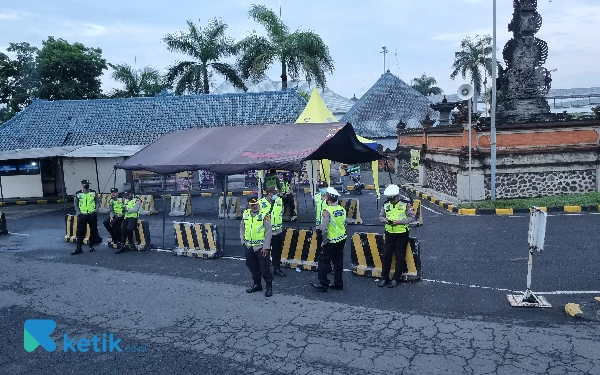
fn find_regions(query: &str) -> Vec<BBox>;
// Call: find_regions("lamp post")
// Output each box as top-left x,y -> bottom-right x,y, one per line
490,0 -> 497,200
380,46 -> 388,74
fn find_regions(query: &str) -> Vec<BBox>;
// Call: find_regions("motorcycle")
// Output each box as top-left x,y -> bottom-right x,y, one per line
350,171 -> 365,195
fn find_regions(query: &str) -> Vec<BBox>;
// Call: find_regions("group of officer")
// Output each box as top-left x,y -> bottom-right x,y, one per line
240,173 -> 416,297
71,179 -> 142,255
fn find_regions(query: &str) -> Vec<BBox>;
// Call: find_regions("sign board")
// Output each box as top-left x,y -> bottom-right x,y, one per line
198,170 -> 215,189
528,207 -> 547,251
244,170 -> 259,188
410,150 -> 420,170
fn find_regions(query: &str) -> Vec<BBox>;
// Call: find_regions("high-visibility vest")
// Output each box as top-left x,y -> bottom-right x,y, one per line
281,181 -> 291,194
124,197 -> 140,219
315,193 -> 326,226
323,204 -> 347,243
243,209 -> 267,247
383,201 -> 408,233
110,198 -> 124,215
264,174 -> 278,188
77,190 -> 96,214
259,197 -> 283,231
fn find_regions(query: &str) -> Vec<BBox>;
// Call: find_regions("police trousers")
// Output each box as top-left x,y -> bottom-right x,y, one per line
271,232 -> 283,268
103,216 -> 123,243
245,246 -> 273,285
317,238 -> 346,287
120,217 -> 138,246
76,213 -> 99,249
382,231 -> 410,282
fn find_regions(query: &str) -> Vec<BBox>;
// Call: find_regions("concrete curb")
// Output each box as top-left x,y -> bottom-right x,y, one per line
399,185 -> 600,216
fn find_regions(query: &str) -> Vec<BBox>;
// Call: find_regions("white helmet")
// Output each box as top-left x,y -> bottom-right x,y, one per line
383,184 -> 400,197
325,186 -> 340,196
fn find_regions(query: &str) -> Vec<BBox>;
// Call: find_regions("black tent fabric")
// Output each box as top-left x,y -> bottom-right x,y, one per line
114,122 -> 384,175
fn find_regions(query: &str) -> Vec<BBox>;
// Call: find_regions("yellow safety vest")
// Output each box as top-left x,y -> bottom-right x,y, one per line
384,201 -> 408,233
110,198 -> 124,215
259,197 -> 283,231
281,181 -> 291,194
264,175 -> 278,188
243,209 -> 267,247
323,204 -> 347,243
124,197 -> 140,219
315,193 -> 326,226
77,190 -> 96,214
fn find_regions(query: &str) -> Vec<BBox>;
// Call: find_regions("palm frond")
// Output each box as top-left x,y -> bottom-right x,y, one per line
235,34 -> 277,82
283,30 -> 334,88
247,4 -> 288,41
210,62 -> 247,92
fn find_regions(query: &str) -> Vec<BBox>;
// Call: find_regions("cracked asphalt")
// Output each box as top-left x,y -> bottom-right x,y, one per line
1,192 -> 600,374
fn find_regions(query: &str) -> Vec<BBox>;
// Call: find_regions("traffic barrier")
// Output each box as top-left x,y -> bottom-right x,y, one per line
340,198 -> 362,224
97,194 -> 112,214
0,212 -> 7,235
64,215 -> 103,245
350,232 -> 421,280
169,196 -> 193,216
283,196 -> 298,221
139,195 -> 158,215
218,196 -> 242,219
173,222 -> 221,259
412,199 -> 423,226
107,220 -> 153,251
281,228 -> 319,271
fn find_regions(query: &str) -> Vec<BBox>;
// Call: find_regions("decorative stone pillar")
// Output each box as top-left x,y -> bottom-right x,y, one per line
430,96 -> 459,126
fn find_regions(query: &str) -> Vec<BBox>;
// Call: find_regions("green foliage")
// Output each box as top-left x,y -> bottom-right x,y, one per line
108,63 -> 168,98
36,37 -> 107,100
163,18 -> 245,95
459,192 -> 600,209
0,42 -> 39,123
297,88 -> 310,101
235,4 -> 334,90
450,35 -> 496,97
411,73 -> 443,96
592,105 -> 600,119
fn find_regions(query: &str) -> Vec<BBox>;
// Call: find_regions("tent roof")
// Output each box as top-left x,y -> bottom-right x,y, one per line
296,88 -> 338,123
115,122 -> 383,175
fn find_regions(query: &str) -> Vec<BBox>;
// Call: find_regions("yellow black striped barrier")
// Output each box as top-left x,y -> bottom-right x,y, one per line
139,195 -> 158,215
106,220 -> 153,251
412,199 -> 423,226
218,196 -> 242,219
173,222 -> 221,258
340,198 -> 362,224
169,196 -> 193,216
64,215 -> 102,245
0,212 -> 7,235
97,194 -> 112,214
283,197 -> 298,222
281,228 -> 319,271
350,232 -> 421,280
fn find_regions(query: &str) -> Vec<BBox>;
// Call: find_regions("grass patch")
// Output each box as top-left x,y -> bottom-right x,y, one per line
458,192 -> 600,209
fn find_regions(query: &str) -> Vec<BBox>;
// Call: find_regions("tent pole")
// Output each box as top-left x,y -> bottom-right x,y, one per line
113,168 -> 117,189
222,175 -> 228,253
162,174 -> 166,250
59,157 -> 66,211
296,170 -> 300,230
0,174 -> 4,203
385,158 -> 393,185
94,157 -> 100,193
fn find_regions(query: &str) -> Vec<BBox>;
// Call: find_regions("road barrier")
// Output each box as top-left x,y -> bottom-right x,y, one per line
218,196 -> 242,219
340,198 -> 362,224
281,228 -> 319,271
283,196 -> 298,222
173,222 -> 221,259
107,220 -> 153,251
139,195 -> 158,215
0,212 -> 7,235
350,232 -> 421,280
97,194 -> 112,214
169,196 -> 193,216
412,199 -> 423,226
64,215 -> 103,245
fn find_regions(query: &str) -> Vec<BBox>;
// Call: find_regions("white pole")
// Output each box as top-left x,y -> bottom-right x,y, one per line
523,246 -> 534,301
468,99 -> 472,204
490,0 -> 497,200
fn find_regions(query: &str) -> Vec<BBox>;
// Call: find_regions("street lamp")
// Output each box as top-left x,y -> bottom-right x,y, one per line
380,46 -> 388,74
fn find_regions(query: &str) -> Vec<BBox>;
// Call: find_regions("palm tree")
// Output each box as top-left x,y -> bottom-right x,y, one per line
235,4 -> 334,90
450,35 -> 493,110
163,18 -> 245,95
108,63 -> 167,98
411,73 -> 443,96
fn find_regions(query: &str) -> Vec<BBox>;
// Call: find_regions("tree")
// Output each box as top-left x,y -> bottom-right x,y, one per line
36,37 -> 107,100
450,35 -> 494,110
108,63 -> 168,98
235,4 -> 334,90
0,42 -> 39,122
411,73 -> 443,96
163,18 -> 245,95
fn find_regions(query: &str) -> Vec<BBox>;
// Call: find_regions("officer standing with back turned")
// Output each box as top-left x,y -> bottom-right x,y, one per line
103,188 -> 124,246
72,179 -> 100,255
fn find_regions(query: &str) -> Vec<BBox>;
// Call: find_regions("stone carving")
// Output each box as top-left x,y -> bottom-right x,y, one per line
496,0 -> 555,123
451,101 -> 480,126
427,164 -> 457,197
485,169 -> 595,199
430,96 -> 460,126
397,159 -> 419,183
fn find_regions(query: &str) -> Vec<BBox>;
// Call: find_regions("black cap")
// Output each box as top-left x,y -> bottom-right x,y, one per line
81,179 -> 90,184
110,188 -> 119,193
248,197 -> 259,206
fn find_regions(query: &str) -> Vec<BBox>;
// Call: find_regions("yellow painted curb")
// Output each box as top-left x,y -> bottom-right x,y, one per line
37,200 -> 48,204
564,206 -> 581,213
496,208 -> 513,215
0,202 -> 5,206
303,187 -> 311,193
200,192 -> 212,197
365,184 -> 375,190
181,193 -> 190,197
347,185 -> 354,191
421,194 -> 428,200
242,191 -> 254,196
458,208 -> 476,215
57,199 -> 66,203
594,297 -> 600,302
438,201 -> 445,207
16,201 -> 26,205
447,204 -> 454,212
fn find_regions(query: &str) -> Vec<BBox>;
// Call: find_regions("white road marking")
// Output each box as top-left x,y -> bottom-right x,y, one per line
422,205 -> 442,215
8,232 -> 29,236
534,291 -> 600,295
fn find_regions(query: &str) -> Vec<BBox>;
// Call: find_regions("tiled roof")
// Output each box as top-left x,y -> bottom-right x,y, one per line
212,78 -> 355,116
547,87 -> 600,99
340,71 -> 438,138
0,91 -> 306,152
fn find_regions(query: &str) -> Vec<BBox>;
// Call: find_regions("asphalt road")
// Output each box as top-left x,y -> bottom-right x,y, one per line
1,192 -> 600,374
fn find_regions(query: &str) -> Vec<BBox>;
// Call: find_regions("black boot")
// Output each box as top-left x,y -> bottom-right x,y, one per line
71,248 -> 83,255
89,246 -> 95,252
246,284 -> 263,293
273,267 -> 286,277
114,244 -> 125,254
265,283 -> 273,297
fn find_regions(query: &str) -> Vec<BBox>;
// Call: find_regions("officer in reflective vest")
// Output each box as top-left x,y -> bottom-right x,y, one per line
263,169 -> 281,192
103,188 -> 124,245
115,190 -> 142,254
72,179 -> 100,255
311,187 -> 347,292
378,184 -> 415,288
259,186 -> 286,277
280,173 -> 296,217
314,185 -> 328,250
241,197 -> 273,297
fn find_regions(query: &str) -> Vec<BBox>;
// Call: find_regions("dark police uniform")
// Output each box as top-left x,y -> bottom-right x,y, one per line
72,179 -> 100,255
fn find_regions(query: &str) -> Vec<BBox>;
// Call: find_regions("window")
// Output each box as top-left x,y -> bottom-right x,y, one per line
0,159 -> 40,175
0,162 -> 17,175
18,159 -> 40,175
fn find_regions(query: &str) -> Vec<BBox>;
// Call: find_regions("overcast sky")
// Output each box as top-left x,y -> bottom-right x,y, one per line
1,0 -> 599,99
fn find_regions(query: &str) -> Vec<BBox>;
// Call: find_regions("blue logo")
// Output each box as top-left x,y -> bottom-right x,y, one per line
24,319 -> 56,352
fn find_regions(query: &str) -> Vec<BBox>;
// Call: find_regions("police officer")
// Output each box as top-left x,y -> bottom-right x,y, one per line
72,179 -> 100,255
103,188 -> 124,245
115,190 -> 141,254
263,169 -> 281,192
314,184 -> 328,250
311,187 -> 347,292
259,186 -> 286,277
241,197 -> 273,297
378,184 -> 416,288
280,173 -> 296,217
